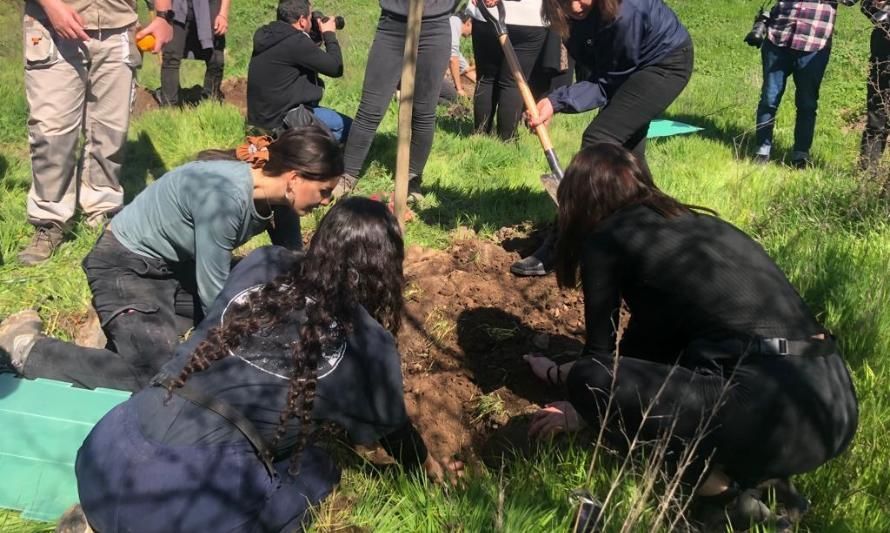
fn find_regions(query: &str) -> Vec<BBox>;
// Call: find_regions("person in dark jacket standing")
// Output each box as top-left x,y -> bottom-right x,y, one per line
859,0 -> 890,192
334,0 -> 458,199
247,0 -> 352,141
525,144 -> 857,529
514,0 -> 693,276
158,0 -> 229,106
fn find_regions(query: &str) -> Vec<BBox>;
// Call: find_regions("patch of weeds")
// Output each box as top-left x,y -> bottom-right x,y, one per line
472,391 -> 507,424
425,306 -> 456,346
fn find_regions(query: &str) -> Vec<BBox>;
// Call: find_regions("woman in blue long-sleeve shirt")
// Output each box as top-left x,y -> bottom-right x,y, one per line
515,0 -> 694,276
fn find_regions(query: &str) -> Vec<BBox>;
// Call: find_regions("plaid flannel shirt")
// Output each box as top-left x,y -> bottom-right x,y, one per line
767,1 -> 838,52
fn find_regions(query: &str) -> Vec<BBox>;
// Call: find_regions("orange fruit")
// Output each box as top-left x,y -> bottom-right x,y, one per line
136,34 -> 156,52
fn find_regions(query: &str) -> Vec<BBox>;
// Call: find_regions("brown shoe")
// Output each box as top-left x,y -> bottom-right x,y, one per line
332,174 -> 358,199
17,224 -> 64,266
0,310 -> 42,373
56,504 -> 94,533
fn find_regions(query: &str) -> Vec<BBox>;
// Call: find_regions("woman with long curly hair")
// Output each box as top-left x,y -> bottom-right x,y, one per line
69,197 -> 460,532
1,125 -> 342,392
523,144 -> 857,528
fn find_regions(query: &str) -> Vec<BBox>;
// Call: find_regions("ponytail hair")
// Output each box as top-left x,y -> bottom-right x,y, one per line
196,125 -> 343,181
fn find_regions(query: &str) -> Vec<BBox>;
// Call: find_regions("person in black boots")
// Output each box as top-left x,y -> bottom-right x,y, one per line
512,0 -> 693,277
469,0 -> 547,140
524,144 -> 858,530
247,0 -> 352,141
859,1 -> 890,194
158,0 -> 229,106
334,0 -> 459,200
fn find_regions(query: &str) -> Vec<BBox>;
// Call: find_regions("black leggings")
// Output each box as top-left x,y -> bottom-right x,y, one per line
22,231 -> 199,392
565,340 -> 858,486
342,11 -> 451,179
580,40 -> 694,177
160,0 -> 225,104
472,21 -> 547,140
860,27 -> 890,173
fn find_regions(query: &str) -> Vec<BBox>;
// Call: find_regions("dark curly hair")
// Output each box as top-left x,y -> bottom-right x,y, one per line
167,197 -> 405,474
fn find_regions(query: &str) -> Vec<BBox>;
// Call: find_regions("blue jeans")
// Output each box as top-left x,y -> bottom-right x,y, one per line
311,106 -> 352,142
755,40 -> 831,159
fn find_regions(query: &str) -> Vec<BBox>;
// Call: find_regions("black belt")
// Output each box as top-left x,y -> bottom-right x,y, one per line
688,335 -> 835,360
155,377 -> 278,479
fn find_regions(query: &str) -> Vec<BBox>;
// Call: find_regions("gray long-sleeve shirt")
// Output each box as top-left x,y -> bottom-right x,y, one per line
110,160 -> 274,311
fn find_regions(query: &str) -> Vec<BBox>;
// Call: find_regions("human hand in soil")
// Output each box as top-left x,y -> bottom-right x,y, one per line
526,98 -> 554,129
423,455 -> 465,485
524,352 -> 557,383
37,0 -> 89,41
528,401 -> 583,438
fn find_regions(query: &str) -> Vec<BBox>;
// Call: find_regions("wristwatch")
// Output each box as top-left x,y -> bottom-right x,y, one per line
155,10 -> 175,23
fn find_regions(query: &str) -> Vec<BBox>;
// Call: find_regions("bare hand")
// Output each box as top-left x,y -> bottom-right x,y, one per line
318,17 -> 337,34
135,16 -> 173,53
457,88 -> 467,97
213,14 -> 228,35
526,98 -> 554,129
523,353 -> 557,383
41,0 -> 89,41
528,401 -> 583,438
423,455 -> 465,485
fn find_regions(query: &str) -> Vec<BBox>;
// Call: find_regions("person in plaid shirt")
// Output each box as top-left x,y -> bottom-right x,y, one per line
754,1 -> 838,167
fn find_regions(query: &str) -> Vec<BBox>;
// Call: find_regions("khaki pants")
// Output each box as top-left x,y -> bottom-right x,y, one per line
23,15 -> 140,227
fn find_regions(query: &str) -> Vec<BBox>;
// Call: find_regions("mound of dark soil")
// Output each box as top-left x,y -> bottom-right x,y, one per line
133,78 -> 248,117
398,238 -> 586,461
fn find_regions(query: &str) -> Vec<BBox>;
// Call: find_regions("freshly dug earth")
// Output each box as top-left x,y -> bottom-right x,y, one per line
133,78 -> 249,116
399,237 -> 586,463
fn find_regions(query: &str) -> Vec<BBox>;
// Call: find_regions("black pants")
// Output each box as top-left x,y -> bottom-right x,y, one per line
472,22 -> 547,140
581,40 -> 694,177
342,11 -> 451,179
160,1 -> 225,105
565,338 -> 858,486
860,28 -> 890,174
23,231 -> 200,391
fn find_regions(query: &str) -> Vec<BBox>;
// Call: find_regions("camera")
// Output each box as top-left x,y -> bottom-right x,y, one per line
872,1 -> 890,24
744,7 -> 771,48
309,11 -> 345,43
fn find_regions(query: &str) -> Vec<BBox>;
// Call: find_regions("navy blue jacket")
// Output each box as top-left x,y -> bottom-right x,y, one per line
548,0 -> 691,113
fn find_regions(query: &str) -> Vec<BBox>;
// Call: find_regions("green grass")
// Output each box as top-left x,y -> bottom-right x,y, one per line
2,0 -> 890,531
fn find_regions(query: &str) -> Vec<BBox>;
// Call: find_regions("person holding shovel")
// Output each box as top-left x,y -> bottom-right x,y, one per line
512,0 -> 694,276
523,144 -> 858,530
0,126 -> 342,393
66,198 -> 462,532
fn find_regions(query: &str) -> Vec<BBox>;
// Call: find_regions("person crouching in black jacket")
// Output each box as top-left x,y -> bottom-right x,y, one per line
247,0 -> 352,141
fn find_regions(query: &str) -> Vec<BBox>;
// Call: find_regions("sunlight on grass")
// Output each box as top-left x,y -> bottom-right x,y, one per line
1,0 -> 889,531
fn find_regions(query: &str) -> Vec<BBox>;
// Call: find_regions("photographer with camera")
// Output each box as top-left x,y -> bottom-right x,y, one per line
749,1 -> 841,168
247,0 -> 352,141
859,1 -> 890,186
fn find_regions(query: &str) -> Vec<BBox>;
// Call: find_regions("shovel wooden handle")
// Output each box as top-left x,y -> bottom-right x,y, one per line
497,34 -> 563,179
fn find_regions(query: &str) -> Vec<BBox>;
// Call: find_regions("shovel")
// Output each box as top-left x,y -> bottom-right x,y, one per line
477,0 -> 563,204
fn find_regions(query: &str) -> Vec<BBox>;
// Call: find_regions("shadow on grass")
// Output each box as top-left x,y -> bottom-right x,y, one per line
0,155 -> 7,182
663,111 -> 834,170
121,131 -> 167,203
418,183 -> 555,233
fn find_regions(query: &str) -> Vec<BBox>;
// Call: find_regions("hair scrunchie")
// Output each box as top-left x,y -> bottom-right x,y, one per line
235,135 -> 273,169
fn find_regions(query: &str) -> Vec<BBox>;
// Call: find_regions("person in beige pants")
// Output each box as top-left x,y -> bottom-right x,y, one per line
18,0 -> 173,266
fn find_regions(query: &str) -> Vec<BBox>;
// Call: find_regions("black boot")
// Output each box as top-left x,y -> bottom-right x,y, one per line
510,230 -> 556,277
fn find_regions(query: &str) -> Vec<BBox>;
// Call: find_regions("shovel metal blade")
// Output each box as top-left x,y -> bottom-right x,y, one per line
540,173 -> 560,205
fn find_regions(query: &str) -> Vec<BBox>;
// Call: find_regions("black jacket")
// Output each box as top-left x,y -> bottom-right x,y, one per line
246,21 -> 343,130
